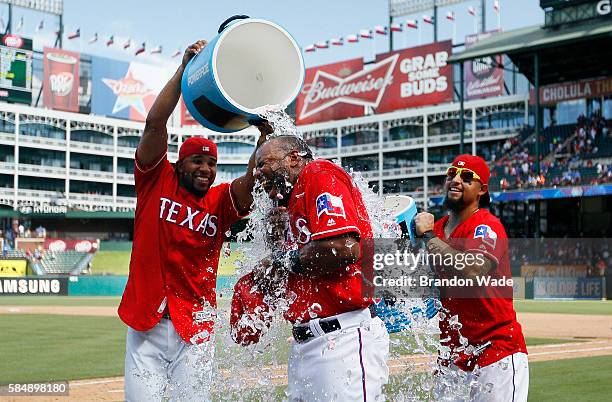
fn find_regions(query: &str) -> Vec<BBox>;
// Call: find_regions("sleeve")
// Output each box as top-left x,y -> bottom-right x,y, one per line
463,217 -> 508,267
305,171 -> 361,241
230,274 -> 270,346
134,151 -> 170,195
215,182 -> 249,234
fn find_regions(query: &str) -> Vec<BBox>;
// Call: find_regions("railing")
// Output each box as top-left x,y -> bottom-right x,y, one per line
381,165 -> 425,177
116,196 -> 137,208
68,193 -> 114,203
116,172 -> 134,183
18,163 -> 66,176
69,141 -> 114,155
19,135 -> 67,148
382,136 -> 425,150
69,168 -> 114,181
0,161 -> 15,172
217,153 -> 251,163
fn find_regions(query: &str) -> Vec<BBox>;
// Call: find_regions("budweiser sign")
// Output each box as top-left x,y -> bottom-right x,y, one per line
299,55 -> 398,122
296,41 -> 453,125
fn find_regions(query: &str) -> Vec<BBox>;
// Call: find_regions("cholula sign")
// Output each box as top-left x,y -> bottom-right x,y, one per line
296,41 -> 453,125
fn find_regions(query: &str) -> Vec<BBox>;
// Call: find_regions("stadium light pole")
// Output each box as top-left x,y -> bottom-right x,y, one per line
433,0 -> 438,42
534,52 -> 541,238
459,61 -> 465,154
480,0 -> 486,33
388,0 -> 394,51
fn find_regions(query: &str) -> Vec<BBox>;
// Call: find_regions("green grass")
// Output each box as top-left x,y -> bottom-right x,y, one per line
90,251 -> 131,275
90,249 -> 243,276
0,314 -> 126,382
525,337 -> 578,346
0,296 -> 121,306
1,312 -> 609,402
529,356 -> 612,402
514,300 -> 612,315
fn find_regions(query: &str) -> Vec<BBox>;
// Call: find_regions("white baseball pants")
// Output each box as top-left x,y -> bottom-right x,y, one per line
441,352 -> 529,402
124,317 -> 214,402
287,308 -> 390,402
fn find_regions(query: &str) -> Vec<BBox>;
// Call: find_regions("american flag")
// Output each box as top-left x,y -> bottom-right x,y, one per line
390,22 -> 403,32
331,37 -> 343,46
304,44 -> 316,52
359,29 -> 373,39
406,19 -> 418,29
423,15 -> 433,25
346,34 -> 359,43
67,28 -> 80,40
375,25 -> 387,35
106,35 -> 114,46
315,41 -> 329,49
134,42 -> 145,56
446,12 -> 455,21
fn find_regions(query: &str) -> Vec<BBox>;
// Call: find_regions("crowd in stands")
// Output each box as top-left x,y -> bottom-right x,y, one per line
489,112 -> 611,191
509,239 -> 610,277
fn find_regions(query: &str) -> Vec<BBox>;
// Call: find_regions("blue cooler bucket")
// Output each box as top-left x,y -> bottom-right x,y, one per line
181,17 -> 305,133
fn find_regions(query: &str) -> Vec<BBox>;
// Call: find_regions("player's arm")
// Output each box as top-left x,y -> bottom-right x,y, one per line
137,41 -> 207,167
231,123 -> 272,215
414,212 -> 495,280
230,274 -> 271,345
295,233 -> 361,276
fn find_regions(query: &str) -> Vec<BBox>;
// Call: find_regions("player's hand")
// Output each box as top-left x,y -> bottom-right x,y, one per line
254,121 -> 274,145
414,212 -> 434,236
182,40 -> 207,68
266,207 -> 289,246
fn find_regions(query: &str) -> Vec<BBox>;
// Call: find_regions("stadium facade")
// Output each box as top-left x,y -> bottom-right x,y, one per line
0,0 -> 610,242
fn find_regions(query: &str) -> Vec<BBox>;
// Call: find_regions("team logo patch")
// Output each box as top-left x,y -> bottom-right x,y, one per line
474,224 -> 497,248
202,146 -> 210,151
457,161 -> 465,166
316,192 -> 346,220
327,218 -> 336,226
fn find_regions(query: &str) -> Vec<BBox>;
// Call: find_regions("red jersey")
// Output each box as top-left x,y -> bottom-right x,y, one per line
284,160 -> 372,323
433,209 -> 526,369
118,154 -> 244,344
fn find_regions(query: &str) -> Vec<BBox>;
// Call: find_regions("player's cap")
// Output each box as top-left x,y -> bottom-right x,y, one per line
450,154 -> 490,205
179,137 -> 218,161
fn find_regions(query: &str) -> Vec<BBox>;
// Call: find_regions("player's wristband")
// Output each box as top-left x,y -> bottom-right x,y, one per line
421,230 -> 436,245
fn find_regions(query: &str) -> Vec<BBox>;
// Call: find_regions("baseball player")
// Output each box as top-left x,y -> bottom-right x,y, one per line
118,40 -> 269,401
414,154 -> 528,402
230,135 -> 389,401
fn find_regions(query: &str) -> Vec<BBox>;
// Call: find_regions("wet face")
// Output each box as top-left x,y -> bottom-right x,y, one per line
176,154 -> 217,197
254,142 -> 295,202
443,167 -> 487,212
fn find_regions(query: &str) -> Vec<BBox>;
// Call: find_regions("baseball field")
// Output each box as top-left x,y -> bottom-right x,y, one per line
0,295 -> 611,401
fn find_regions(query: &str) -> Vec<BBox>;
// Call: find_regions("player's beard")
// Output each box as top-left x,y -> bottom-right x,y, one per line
264,167 -> 293,206
443,193 -> 465,212
179,171 -> 211,197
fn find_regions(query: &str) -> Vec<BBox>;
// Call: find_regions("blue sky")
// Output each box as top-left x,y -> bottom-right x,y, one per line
3,0 -> 543,69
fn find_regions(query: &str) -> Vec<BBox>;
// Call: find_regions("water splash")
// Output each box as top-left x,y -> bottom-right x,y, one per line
206,108 -> 476,401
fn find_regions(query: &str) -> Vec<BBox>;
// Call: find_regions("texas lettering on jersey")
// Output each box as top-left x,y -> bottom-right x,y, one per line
159,197 -> 218,237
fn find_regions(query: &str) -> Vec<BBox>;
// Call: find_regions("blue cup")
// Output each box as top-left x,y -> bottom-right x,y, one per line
181,17 -> 305,133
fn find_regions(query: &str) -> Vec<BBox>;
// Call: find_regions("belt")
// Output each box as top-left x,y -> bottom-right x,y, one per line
292,305 -> 377,343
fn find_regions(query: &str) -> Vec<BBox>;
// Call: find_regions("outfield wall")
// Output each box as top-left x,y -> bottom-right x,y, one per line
0,275 -> 238,296
0,276 -> 605,299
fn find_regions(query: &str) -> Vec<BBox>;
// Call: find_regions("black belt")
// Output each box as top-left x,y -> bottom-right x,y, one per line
292,305 -> 377,343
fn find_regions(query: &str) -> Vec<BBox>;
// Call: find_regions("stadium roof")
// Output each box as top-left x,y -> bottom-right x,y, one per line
448,18 -> 612,85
